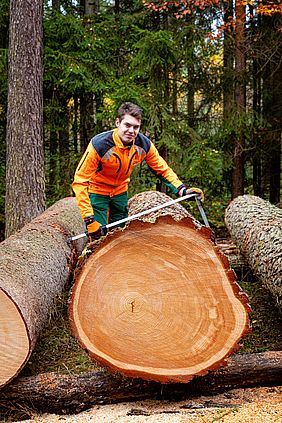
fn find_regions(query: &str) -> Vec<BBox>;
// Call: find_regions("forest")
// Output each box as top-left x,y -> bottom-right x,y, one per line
0,2 -> 281,419
0,0 -> 281,240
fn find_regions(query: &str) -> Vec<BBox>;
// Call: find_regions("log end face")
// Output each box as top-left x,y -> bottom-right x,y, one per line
0,288 -> 30,388
70,215 -> 250,383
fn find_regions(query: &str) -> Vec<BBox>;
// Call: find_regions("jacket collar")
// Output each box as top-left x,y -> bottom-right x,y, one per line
113,128 -> 135,149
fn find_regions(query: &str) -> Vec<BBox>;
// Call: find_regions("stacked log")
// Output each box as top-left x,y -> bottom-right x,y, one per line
0,351 -> 281,414
69,191 -> 251,383
225,195 -> 282,309
0,197 -> 86,388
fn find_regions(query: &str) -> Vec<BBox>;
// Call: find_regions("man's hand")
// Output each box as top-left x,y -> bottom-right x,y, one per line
84,216 -> 108,241
178,185 -> 204,202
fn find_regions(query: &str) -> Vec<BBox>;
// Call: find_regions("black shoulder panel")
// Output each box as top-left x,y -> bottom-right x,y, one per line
91,131 -> 115,158
135,133 -> 151,154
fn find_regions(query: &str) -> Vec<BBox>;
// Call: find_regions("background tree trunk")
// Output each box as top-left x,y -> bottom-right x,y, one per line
264,14 -> 282,204
52,0 -> 60,10
223,0 -> 234,122
0,197 -> 86,388
5,0 -> 45,237
69,191 -> 250,384
231,0 -> 246,199
225,195 -> 282,308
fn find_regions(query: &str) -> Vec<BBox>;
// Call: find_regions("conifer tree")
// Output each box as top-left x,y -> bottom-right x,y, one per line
5,0 -> 45,237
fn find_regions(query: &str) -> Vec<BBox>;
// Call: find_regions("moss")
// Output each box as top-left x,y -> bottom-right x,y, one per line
21,287 -> 102,377
239,278 -> 282,353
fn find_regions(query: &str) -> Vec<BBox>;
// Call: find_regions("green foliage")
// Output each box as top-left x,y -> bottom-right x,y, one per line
240,279 -> 282,353
181,139 -> 224,194
43,13 -> 114,96
0,0 -> 9,36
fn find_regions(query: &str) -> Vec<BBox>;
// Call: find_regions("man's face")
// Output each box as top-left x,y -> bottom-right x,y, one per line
116,114 -> 141,145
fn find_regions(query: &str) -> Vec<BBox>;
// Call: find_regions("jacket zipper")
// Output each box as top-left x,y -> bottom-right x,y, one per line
126,151 -> 137,174
77,151 -> 89,171
113,153 -> 122,174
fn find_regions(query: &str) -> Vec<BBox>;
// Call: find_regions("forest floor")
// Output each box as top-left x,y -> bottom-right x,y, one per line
1,235 -> 282,422
19,385 -> 282,423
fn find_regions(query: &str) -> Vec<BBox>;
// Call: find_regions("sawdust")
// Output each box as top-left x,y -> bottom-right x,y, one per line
20,385 -> 282,423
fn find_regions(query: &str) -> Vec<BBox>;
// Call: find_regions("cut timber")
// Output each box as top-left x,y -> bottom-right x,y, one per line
225,195 -> 282,308
0,197 -> 86,388
1,351 -> 281,414
128,190 -> 199,224
70,191 -> 250,383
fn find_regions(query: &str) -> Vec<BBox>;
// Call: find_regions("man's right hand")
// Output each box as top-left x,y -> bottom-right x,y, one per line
84,216 -> 107,241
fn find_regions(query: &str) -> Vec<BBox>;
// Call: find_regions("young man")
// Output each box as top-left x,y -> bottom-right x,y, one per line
72,102 -> 204,240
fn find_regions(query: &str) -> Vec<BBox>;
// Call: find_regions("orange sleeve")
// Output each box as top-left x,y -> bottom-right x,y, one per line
145,143 -> 183,194
72,142 -> 100,220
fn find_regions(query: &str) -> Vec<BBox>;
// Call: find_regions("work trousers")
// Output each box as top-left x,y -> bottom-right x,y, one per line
89,191 -> 128,228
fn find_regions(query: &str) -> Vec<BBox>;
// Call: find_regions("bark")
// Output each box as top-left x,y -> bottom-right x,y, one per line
231,0 -> 246,199
84,0 -> 99,14
225,195 -> 282,308
0,197 -> 86,388
58,104 -> 71,197
69,191 -> 250,384
79,91 -> 94,152
5,0 -> 45,237
52,0 -> 60,10
268,15 -> 282,204
260,14 -> 282,204
0,351 -> 281,415
223,0 -> 234,121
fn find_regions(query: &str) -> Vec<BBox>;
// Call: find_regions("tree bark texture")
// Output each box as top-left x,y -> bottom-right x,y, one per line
225,195 -> 282,308
223,0 -> 234,121
266,15 -> 282,204
0,197 -> 86,388
5,0 -> 45,237
0,351 -> 281,415
231,0 -> 246,199
70,191 -> 250,384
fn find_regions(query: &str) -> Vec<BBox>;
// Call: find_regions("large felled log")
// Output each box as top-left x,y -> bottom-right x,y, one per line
225,195 -> 282,308
0,197 -> 86,388
0,351 -> 281,414
69,191 -> 251,383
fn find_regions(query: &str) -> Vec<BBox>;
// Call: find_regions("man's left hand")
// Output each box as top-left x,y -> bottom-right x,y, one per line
178,185 -> 204,202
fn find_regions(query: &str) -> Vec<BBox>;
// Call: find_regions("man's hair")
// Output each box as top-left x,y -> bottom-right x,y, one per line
117,102 -> 143,121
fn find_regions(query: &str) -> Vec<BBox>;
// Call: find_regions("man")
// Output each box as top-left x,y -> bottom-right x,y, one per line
72,102 -> 204,240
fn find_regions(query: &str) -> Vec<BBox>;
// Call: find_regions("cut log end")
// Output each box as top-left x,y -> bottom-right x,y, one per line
70,216 -> 250,383
0,288 -> 30,387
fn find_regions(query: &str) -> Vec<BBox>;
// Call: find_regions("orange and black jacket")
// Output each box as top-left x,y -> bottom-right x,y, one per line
72,128 -> 184,219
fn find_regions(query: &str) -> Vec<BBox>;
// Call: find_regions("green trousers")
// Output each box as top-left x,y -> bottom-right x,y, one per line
89,191 -> 128,228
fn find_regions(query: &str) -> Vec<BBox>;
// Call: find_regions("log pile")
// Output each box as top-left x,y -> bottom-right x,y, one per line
225,195 -> 282,309
0,197 -> 86,388
0,191 -> 281,415
69,191 -> 251,383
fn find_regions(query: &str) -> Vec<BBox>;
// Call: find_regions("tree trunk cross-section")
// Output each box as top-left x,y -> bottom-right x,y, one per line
0,197 -> 86,388
70,191 -> 251,383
